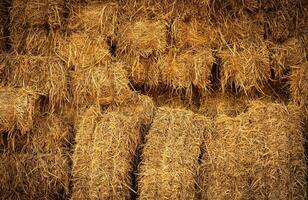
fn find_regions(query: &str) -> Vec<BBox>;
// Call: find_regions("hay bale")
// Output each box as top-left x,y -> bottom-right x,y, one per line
172,18 -> 219,49
68,2 -> 118,38
218,12 -> 265,45
0,113 -> 70,153
71,60 -> 133,108
160,48 -> 214,94
138,107 -> 211,199
72,95 -> 154,199
0,2 -> 7,51
219,42 -> 270,94
58,33 -> 110,69
0,86 -> 37,134
10,0 -> 66,28
270,38 -> 307,78
200,101 -> 307,199
5,55 -> 68,111
0,152 -> 68,200
10,28 -> 62,55
199,92 -> 248,118
289,62 -> 308,117
117,20 -> 167,57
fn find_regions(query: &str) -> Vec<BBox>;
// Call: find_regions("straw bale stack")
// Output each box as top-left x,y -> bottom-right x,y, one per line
0,86 -> 37,134
72,95 -> 155,199
200,101 -> 307,199
199,92 -> 248,118
0,152 -> 68,200
160,48 -> 214,95
289,62 -> 308,117
68,2 -> 118,38
270,38 -> 307,78
0,113 -> 70,153
138,107 -> 211,199
5,55 -> 68,111
219,42 -> 270,94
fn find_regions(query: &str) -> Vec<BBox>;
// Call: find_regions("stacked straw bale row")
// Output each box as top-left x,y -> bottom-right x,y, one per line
71,95 -> 154,199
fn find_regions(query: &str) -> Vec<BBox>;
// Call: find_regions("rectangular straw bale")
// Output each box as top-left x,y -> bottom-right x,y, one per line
0,86 -> 37,134
71,60 -> 133,109
160,48 -> 214,94
218,12 -> 265,44
10,0 -> 66,28
218,42 -> 270,94
68,2 -> 118,38
172,18 -> 219,49
200,101 -> 307,199
0,113 -> 70,153
58,33 -> 110,69
199,92 -> 248,118
289,62 -> 308,117
138,106 -> 211,199
117,20 -> 168,57
270,38 -> 307,79
10,27 -> 60,55
0,152 -> 68,200
5,55 -> 68,111
72,96 -> 155,199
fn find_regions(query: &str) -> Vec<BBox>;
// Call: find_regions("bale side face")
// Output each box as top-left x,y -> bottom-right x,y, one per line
0,152 -> 68,200
289,62 -> 308,117
0,87 -> 37,134
68,2 -> 118,37
201,101 -> 307,199
219,42 -> 270,94
5,55 -> 68,111
138,107 -> 211,199
160,48 -> 214,94
87,112 -> 141,199
0,113 -> 70,153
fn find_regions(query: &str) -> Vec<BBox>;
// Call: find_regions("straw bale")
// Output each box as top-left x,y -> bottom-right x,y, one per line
10,0 -> 66,28
200,101 -> 307,199
71,60 -> 133,108
68,2 -> 118,38
71,106 -> 101,199
107,94 -> 155,125
117,20 -> 168,57
138,107 -> 211,199
219,42 -> 270,94
218,13 -> 265,45
270,38 -> 307,78
0,86 -> 37,134
58,33 -> 111,69
122,55 -> 161,88
5,55 -> 68,111
160,48 -> 214,94
10,28 -> 62,55
199,92 -> 247,118
0,113 -> 70,153
0,152 -> 68,200
0,2 -> 6,51
172,18 -> 219,49
289,62 -> 308,117
72,96 -> 154,199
